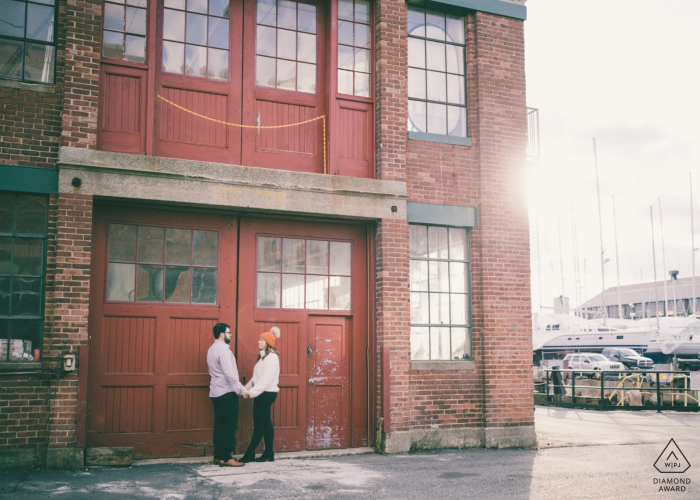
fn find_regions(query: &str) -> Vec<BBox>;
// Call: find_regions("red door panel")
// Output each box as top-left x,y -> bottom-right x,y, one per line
98,64 -> 148,154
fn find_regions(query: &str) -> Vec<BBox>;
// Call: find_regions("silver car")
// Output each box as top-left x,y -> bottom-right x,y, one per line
564,353 -> 625,377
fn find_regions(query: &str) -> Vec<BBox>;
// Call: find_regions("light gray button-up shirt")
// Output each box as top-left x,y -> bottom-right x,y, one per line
207,340 -> 246,398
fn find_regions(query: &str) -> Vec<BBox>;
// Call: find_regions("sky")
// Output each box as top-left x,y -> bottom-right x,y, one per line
524,0 -> 700,313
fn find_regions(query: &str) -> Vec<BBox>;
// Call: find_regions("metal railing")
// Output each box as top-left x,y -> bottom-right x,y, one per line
536,369 -> 699,412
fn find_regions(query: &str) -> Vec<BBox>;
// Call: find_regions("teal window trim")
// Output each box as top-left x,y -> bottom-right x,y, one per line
0,165 -> 58,195
426,0 -> 526,20
408,131 -> 472,147
407,202 -> 478,228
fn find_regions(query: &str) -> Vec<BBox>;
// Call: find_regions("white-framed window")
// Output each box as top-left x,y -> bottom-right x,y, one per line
409,225 -> 471,361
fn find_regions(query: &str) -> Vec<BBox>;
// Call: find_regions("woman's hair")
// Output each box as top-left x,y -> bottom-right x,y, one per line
258,342 -> 278,361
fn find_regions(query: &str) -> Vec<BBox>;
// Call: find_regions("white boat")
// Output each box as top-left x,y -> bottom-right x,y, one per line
645,318 -> 700,359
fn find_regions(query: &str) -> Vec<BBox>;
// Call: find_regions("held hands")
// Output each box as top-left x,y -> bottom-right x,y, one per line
243,392 -> 250,399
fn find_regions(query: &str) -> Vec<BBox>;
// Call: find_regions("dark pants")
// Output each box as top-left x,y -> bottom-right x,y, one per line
242,391 -> 277,459
211,391 -> 239,461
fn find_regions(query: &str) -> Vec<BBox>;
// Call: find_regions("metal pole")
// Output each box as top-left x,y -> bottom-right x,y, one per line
570,207 -> 579,315
656,371 -> 662,412
691,172 -> 697,316
659,199 -> 669,316
613,195 -> 623,319
593,138 -> 607,324
557,203 -> 565,301
537,219 -> 543,313
574,212 -> 582,315
650,206 -> 661,330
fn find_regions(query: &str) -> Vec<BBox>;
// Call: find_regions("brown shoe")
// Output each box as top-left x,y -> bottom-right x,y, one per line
213,459 -> 223,465
219,459 -> 245,467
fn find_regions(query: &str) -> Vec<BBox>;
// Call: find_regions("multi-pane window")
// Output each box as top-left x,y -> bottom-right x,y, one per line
337,0 -> 370,97
106,224 -> 219,304
0,0 -> 56,83
257,236 -> 351,310
162,0 -> 230,80
255,0 -> 317,93
409,225 -> 471,361
407,7 -> 466,137
102,0 -> 147,63
0,193 -> 48,363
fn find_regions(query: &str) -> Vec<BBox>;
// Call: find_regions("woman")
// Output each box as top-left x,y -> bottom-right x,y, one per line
240,326 -> 281,463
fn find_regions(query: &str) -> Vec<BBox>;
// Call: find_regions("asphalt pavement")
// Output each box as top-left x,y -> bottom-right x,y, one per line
1,407 -> 698,499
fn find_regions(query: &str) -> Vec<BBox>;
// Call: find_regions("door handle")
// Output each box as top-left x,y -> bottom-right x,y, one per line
309,379 -> 314,385
307,346 -> 313,355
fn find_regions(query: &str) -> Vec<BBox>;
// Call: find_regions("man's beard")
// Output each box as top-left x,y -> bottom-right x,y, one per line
224,336 -> 231,344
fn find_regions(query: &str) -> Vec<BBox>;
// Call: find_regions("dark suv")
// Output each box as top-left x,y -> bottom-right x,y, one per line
601,348 -> 654,370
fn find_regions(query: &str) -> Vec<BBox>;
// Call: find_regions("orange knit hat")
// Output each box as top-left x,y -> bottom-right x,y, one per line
260,326 -> 281,348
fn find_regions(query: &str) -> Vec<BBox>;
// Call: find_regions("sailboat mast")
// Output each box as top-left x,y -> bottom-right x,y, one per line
593,138 -> 607,324
557,203 -> 565,303
658,199 -> 669,316
613,195 -> 622,319
691,172 -> 697,316
536,218 -> 543,313
650,206 -> 661,329
570,207 -> 580,316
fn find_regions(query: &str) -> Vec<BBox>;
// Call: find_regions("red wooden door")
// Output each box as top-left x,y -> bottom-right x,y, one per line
307,316 -> 351,449
86,206 -> 238,458
236,216 -> 367,453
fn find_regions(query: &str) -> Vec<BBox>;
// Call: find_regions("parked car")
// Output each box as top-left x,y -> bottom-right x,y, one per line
678,354 -> 700,372
563,353 -> 625,377
601,348 -> 654,370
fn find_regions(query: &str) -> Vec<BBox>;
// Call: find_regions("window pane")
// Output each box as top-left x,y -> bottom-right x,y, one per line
425,11 -> 445,41
449,262 -> 466,293
297,32 -> 315,63
410,291 -> 429,324
257,273 -> 280,307
329,276 -> 351,310
0,194 -> 14,233
425,41 -> 445,72
430,327 -> 450,360
446,44 -> 464,75
27,4 -> 54,42
282,239 -> 305,273
407,8 -> 424,37
305,274 -> 328,309
124,35 -> 145,62
165,0 -> 185,8
449,228 -> 467,260
104,3 -> 125,32
409,225 -> 428,258
9,320 -> 42,362
186,44 -> 207,76
338,69 -> 353,94
188,0 -> 207,14
125,6 -> 146,35
426,71 -> 446,102
0,39 -> 23,80
16,196 -> 47,235
162,41 -> 184,73
306,240 -> 328,274
277,28 -> 296,60
277,0 -> 296,30
428,226 -> 448,259
208,47 -> 229,79
451,327 -> 469,360
193,230 -> 218,266
165,228 -> 191,265
186,13 -> 207,45
0,238 -> 11,274
410,260 -> 428,291
450,293 -> 467,324
23,43 -> 55,83
446,15 -> 464,44
11,276 -> 42,316
355,72 -> 369,97
0,277 -> 10,315
447,74 -> 465,105
355,23 -> 370,48
258,237 -> 281,272
338,0 -> 353,21
297,2 -> 316,33
138,226 -> 164,263
429,292 -> 449,324
256,55 -> 276,87
165,266 -> 191,302
407,100 -> 426,133
136,264 -> 163,301
163,9 -> 185,42
338,20 -> 353,46
330,241 -> 351,275
426,102 -> 446,135
276,58 -> 296,90
411,326 -> 429,360
354,47 -> 369,73
282,273 -> 304,308
109,224 -> 137,261
192,267 -> 217,303
338,44 -> 353,70
297,62 -> 315,93
209,0 -> 229,17
355,0 -> 369,24
447,106 -> 467,137
257,0 -> 276,26
407,37 -> 425,69
408,68 -> 425,100
13,238 -> 42,275
1,0 -> 25,38
209,16 -> 229,49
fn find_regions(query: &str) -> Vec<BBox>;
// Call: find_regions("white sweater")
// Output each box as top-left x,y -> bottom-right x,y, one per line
244,352 -> 280,398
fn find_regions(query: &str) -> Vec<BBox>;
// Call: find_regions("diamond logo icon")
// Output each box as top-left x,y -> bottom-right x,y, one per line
654,439 -> 691,473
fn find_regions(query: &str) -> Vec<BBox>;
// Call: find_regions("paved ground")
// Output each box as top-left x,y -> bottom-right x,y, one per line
1,408 -> 698,499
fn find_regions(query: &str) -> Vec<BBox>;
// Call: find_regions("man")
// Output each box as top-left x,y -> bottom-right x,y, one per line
207,323 -> 246,467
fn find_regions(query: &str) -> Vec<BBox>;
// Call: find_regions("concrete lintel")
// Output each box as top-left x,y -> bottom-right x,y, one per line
410,360 -> 476,371
383,427 -> 486,454
485,426 -> 537,449
58,147 -> 407,220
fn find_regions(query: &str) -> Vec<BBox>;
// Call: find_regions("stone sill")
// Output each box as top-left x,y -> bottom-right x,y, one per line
408,131 -> 472,147
0,361 -> 44,371
0,78 -> 56,93
411,360 -> 476,371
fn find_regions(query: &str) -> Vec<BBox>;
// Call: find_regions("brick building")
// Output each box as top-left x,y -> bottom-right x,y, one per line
0,0 -> 534,468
